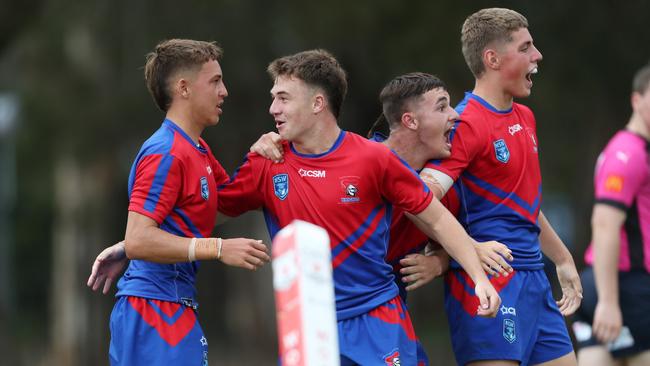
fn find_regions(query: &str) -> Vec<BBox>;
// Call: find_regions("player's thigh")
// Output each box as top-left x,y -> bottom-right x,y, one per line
577,346 -> 620,366
531,351 -> 577,366
466,360 -> 519,366
627,350 -> 650,366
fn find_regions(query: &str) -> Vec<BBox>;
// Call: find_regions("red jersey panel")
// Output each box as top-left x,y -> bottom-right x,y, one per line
218,131 -> 433,319
426,92 -> 543,269
117,119 -> 229,306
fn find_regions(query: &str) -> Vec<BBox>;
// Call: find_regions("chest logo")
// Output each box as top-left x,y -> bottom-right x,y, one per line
273,174 -> 289,200
298,168 -> 326,178
200,177 -> 209,200
493,139 -> 510,163
508,123 -> 523,135
339,176 -> 361,203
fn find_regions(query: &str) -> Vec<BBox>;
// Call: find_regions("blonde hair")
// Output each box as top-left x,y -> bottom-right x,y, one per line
144,39 -> 223,111
461,8 -> 528,78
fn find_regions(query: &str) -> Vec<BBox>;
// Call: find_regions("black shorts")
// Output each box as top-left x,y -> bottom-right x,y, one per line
573,266 -> 650,358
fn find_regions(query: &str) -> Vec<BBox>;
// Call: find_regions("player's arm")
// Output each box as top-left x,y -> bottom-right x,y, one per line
416,174 -> 514,276
125,211 -> 269,268
590,203 -> 626,343
419,169 -> 453,200
407,199 -> 501,317
538,211 -> 582,316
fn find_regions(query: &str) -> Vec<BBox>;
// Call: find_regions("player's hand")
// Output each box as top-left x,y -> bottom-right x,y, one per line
592,300 -> 623,343
250,132 -> 284,163
219,238 -> 270,271
87,241 -> 128,294
555,261 -> 583,316
475,241 -> 513,277
474,278 -> 501,317
399,251 -> 449,291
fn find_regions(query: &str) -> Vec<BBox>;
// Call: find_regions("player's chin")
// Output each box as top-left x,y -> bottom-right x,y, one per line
434,144 -> 452,159
515,83 -> 533,98
208,114 -> 221,126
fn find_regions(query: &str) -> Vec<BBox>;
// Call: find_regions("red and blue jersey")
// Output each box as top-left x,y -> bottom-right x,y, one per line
218,131 -> 433,320
585,130 -> 650,273
426,92 -> 543,270
369,133 -> 460,299
116,118 -> 229,307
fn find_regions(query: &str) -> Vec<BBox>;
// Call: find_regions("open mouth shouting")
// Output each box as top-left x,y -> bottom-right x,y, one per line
525,66 -> 538,88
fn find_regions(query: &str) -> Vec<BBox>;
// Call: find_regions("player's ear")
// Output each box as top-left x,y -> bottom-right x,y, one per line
313,94 -> 325,114
400,112 -> 417,130
484,49 -> 500,70
175,78 -> 190,99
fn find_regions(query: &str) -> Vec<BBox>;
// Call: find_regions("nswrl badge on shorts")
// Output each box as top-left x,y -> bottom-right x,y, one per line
503,318 -> 516,344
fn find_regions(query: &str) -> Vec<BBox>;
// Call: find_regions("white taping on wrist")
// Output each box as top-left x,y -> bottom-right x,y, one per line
188,237 -> 197,262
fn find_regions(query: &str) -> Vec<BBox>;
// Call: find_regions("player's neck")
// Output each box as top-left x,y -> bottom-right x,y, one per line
292,116 -> 341,155
473,77 -> 514,111
383,131 -> 425,170
626,113 -> 650,140
165,108 -> 203,145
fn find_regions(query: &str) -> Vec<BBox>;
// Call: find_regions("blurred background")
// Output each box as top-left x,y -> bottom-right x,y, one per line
1,0 -> 650,364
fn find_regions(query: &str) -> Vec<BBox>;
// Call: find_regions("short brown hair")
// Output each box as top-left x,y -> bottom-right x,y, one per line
367,72 -> 447,137
144,39 -> 223,111
267,49 -> 348,118
380,72 -> 447,129
461,8 -> 528,78
633,62 -> 650,95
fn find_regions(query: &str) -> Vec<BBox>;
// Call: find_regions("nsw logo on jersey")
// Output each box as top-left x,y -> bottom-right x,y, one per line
339,176 -> 360,203
200,177 -> 209,200
273,173 -> 289,200
493,139 -> 510,163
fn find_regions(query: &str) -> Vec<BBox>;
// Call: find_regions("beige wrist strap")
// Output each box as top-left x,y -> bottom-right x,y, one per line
188,238 -> 197,262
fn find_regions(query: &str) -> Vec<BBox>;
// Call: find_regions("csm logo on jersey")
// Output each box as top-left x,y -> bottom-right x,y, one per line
339,176 -> 360,203
508,123 -> 523,135
298,168 -> 326,178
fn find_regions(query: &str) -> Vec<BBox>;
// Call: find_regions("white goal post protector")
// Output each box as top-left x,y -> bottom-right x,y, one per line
272,220 -> 339,366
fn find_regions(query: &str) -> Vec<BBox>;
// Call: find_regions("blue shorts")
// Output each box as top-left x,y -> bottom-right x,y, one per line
109,296 -> 208,365
338,296 -> 426,365
444,269 -> 573,366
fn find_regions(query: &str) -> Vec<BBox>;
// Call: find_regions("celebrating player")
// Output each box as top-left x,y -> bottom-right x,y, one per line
573,63 -> 650,366
252,71 -> 516,365
86,39 -> 270,365
419,8 -> 583,366
217,50 -> 501,365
